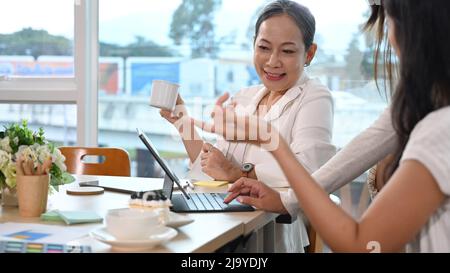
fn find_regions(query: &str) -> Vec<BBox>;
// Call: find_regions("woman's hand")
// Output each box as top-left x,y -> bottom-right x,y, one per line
200,143 -> 242,182
159,94 -> 195,139
192,93 -> 280,151
159,94 -> 187,126
224,177 -> 288,214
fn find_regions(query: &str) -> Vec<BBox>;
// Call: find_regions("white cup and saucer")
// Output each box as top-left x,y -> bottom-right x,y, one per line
89,208 -> 177,251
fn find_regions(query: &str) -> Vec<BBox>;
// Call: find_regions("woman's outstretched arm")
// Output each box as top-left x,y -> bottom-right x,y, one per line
271,138 -> 444,252
193,94 -> 445,252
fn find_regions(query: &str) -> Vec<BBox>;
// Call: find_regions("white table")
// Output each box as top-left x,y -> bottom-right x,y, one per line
0,175 -> 277,253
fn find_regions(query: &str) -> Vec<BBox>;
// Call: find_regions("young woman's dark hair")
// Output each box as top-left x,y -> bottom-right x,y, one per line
254,0 -> 315,50
382,0 -> 450,180
363,3 -> 395,96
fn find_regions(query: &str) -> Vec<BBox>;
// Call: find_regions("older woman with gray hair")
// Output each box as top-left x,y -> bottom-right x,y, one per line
160,0 -> 336,252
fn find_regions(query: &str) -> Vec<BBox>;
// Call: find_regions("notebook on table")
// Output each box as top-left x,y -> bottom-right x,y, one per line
137,128 -> 254,213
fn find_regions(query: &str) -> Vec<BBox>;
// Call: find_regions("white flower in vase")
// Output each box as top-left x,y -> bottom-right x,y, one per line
0,136 -> 12,153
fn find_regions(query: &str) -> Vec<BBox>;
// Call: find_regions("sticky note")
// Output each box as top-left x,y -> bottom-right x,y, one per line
41,210 -> 102,225
41,210 -> 64,222
193,181 -> 229,187
55,210 -> 103,225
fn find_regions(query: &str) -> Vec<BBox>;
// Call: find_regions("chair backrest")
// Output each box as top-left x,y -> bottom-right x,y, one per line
305,224 -> 323,253
59,147 -> 131,177
305,194 -> 341,253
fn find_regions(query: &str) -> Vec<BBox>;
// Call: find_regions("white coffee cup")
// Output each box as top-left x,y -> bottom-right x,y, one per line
149,80 -> 180,111
105,208 -> 160,240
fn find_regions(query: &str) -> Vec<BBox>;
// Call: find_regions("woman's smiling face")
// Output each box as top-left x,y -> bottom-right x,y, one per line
253,14 -> 307,93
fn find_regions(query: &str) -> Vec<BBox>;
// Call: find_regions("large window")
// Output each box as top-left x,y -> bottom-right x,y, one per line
0,0 -> 74,77
98,0 -> 387,178
0,0 -> 97,146
0,1 -> 388,190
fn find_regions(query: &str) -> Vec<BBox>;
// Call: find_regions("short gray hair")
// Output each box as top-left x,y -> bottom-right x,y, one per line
254,0 -> 316,50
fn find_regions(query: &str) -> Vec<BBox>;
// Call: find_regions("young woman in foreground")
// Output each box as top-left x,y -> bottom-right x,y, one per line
193,0 -> 450,252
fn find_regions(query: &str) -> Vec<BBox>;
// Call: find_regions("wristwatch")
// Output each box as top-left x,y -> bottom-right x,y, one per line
240,163 -> 255,178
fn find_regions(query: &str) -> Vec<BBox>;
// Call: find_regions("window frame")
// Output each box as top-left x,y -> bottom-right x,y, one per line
0,0 -> 99,147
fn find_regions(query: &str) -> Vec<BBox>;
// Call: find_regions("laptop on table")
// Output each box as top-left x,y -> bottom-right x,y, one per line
137,128 -> 254,213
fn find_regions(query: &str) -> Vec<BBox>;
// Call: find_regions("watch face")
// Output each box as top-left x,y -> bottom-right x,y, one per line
242,163 -> 254,172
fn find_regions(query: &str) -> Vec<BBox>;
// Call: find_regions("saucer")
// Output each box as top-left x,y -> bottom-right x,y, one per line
165,212 -> 194,228
89,226 -> 177,251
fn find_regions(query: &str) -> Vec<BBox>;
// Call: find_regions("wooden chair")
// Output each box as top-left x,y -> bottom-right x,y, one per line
305,224 -> 323,253
305,194 -> 340,253
305,155 -> 395,253
276,193 -> 340,253
59,147 -> 131,176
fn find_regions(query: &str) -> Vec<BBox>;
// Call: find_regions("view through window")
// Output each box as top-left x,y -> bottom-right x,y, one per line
0,0 -> 75,145
0,1 -> 388,184
0,0 -> 74,78
0,104 -> 77,145
98,0 -> 388,179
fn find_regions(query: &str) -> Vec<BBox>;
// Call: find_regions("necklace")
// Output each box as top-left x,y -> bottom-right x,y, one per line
259,92 -> 283,115
224,142 -> 249,165
224,142 -> 237,161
